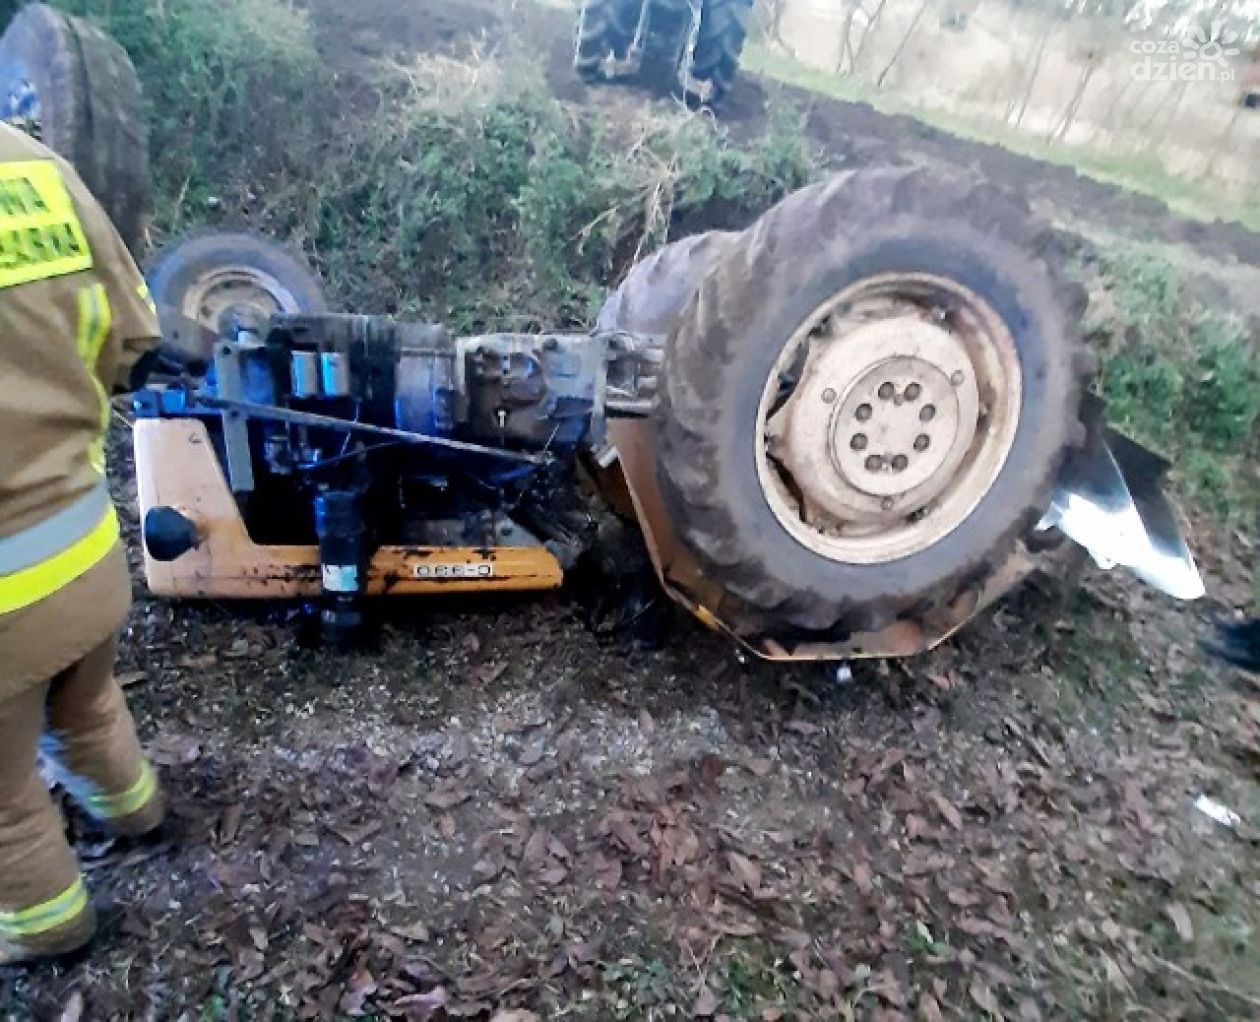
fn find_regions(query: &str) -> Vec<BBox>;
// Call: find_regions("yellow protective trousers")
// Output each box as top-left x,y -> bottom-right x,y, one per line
0,636 -> 162,958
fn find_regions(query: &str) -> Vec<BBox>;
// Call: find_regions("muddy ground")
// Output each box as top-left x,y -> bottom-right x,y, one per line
4,2 -> 1260,1019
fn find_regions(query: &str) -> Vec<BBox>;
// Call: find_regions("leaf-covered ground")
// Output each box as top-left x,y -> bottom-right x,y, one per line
2,426 -> 1256,1020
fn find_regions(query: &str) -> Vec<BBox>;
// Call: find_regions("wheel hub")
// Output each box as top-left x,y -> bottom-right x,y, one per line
830,356 -> 965,498
756,275 -> 1022,565
778,316 -> 981,524
183,268 -> 300,334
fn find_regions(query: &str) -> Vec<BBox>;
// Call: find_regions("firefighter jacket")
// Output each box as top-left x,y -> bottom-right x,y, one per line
0,123 -> 160,698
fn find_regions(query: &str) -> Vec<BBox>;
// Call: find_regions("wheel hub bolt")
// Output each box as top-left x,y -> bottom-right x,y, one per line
850,433 -> 868,451
904,382 -> 922,401
878,382 -> 896,400
920,404 -> 936,422
950,370 -> 966,387
822,387 -> 837,404
914,434 -> 930,451
855,403 -> 873,422
891,454 -> 909,472
864,454 -> 882,472
881,497 -> 895,511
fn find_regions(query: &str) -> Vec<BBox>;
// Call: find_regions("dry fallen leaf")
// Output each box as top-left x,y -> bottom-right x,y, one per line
489,1012 -> 540,1022
424,787 -> 471,811
692,987 -> 719,1017
728,851 -> 762,894
57,991 -> 84,1022
148,732 -> 202,767
1165,902 -> 1194,942
390,922 -> 431,942
969,981 -> 1002,1018
947,888 -> 980,909
930,792 -> 963,830
918,992 -> 945,1022
115,670 -> 147,689
393,985 -> 449,1020
745,757 -> 774,777
852,860 -> 874,895
1018,998 -> 1043,1022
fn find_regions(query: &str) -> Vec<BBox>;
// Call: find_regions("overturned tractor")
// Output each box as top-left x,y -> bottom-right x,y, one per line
135,168 -> 1203,658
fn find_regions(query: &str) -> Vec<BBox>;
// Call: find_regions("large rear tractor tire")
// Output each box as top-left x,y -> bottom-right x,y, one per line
575,0 -> 647,83
678,0 -> 754,108
147,231 -> 327,368
655,167 -> 1093,633
597,231 -> 739,341
0,3 -> 151,254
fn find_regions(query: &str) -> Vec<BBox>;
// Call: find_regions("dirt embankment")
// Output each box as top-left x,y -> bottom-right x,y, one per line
309,0 -> 1260,275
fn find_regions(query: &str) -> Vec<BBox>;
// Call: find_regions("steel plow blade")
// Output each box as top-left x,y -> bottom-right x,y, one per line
1039,426 -> 1205,601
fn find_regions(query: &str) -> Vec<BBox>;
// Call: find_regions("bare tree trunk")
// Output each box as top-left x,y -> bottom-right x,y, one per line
1087,77 -> 1133,146
1200,103 -> 1243,180
1012,29 -> 1050,129
851,0 -> 887,75
1147,81 -> 1188,151
834,0 -> 863,75
767,0 -> 790,50
1049,56 -> 1099,144
876,0 -> 931,90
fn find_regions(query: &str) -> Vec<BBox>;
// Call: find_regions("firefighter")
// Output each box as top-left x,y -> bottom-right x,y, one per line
0,121 -> 164,965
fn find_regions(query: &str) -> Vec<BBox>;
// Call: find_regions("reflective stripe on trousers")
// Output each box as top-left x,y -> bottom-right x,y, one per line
0,283 -> 118,615
0,878 -> 87,939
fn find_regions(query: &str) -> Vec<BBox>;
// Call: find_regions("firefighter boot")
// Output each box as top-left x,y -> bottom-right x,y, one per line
41,638 -> 165,838
0,681 -> 97,965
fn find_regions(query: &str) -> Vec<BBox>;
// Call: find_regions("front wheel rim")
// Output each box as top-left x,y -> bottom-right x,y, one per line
754,273 -> 1023,565
181,266 -> 302,334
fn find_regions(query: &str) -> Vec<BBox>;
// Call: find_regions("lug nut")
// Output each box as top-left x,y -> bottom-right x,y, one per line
855,403 -> 873,422
850,433 -> 868,451
914,434 -> 930,451
904,382 -> 922,401
864,454 -> 882,472
881,497 -> 895,511
822,387 -> 837,404
920,404 -> 936,422
892,454 -> 909,472
878,382 -> 896,400
950,370 -> 966,387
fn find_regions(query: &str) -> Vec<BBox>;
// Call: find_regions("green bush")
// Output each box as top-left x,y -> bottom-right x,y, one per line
1083,248 -> 1260,519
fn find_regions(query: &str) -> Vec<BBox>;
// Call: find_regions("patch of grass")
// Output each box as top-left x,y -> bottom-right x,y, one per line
743,43 -> 1260,232
719,940 -> 801,1019
1079,247 -> 1260,523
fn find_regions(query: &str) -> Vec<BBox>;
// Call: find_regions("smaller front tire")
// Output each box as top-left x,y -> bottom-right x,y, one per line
147,231 -> 327,367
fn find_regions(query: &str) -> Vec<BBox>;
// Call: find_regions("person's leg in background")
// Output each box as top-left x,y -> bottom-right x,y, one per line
42,637 -> 164,837
0,681 -> 96,964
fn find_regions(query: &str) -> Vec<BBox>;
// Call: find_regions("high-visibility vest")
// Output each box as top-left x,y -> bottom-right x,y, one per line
0,483 -> 119,615
0,281 -> 119,616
